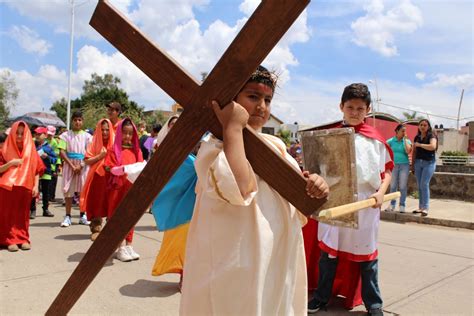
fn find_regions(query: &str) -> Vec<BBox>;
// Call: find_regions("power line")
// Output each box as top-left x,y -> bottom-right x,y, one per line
274,97 -> 473,122
378,101 -> 460,121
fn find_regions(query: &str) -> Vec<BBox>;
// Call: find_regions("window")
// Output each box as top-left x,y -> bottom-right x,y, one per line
262,127 -> 275,135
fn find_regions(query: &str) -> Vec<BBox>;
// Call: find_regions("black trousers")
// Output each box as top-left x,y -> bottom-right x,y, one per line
49,173 -> 58,200
31,179 -> 51,212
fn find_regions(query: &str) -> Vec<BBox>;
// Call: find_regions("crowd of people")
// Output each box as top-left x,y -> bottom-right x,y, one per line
0,67 -> 440,316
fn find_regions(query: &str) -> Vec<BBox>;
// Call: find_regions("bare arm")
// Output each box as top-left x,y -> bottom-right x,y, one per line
32,174 -> 39,197
411,144 -> 417,171
60,149 -> 74,168
0,159 -> 23,174
404,137 -> 413,154
414,136 -> 437,151
60,149 -> 82,174
371,169 -> 392,208
212,100 -> 251,197
84,148 -> 107,166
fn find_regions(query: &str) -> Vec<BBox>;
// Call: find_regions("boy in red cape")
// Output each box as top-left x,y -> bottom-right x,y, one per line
0,122 -> 45,251
307,83 -> 393,316
80,119 -> 115,241
104,118 -> 143,262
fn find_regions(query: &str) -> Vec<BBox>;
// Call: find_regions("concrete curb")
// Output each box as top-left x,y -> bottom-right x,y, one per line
380,211 -> 474,230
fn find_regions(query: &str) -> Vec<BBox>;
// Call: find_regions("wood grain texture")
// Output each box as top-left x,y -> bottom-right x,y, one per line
318,192 -> 401,220
89,0 -> 200,106
47,0 -> 319,314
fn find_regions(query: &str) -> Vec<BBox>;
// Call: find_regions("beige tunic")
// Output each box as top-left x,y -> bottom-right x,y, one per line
180,134 -> 307,316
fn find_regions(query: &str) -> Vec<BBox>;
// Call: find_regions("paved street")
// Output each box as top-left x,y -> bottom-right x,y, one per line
1,200 -> 473,315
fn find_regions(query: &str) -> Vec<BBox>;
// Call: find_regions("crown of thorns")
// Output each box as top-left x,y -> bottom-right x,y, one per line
249,67 -> 278,89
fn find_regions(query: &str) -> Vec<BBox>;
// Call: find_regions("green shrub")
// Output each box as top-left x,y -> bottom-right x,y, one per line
440,151 -> 469,157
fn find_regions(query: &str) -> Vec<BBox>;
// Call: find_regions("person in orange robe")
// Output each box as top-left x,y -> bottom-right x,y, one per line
80,119 -> 115,241
104,118 -> 143,262
0,122 -> 45,252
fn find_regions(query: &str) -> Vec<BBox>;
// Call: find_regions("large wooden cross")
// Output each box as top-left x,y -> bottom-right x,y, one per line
47,0 -> 326,314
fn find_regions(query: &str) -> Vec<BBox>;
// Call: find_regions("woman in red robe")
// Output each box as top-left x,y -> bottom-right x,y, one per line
80,119 -> 115,241
104,118 -> 143,262
0,122 -> 44,252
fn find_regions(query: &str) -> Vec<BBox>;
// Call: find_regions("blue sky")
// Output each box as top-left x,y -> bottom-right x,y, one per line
1,0 -> 473,128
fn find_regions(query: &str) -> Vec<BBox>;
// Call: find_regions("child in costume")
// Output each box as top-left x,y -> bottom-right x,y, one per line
58,111 -> 92,227
104,118 -> 143,262
46,125 -> 60,202
30,126 -> 57,219
308,83 -> 393,316
179,66 -> 329,315
0,122 -> 44,251
80,119 -> 115,241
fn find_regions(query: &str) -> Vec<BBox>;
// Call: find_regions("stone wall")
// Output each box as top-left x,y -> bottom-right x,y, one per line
407,172 -> 474,202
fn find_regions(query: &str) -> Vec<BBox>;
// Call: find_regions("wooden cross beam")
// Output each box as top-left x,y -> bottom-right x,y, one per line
47,0 -> 325,314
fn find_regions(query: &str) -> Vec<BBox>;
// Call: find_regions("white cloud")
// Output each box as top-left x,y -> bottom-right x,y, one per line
75,45 -> 171,109
2,65 -> 68,115
5,0 -> 133,40
5,0 -> 312,119
426,73 -> 474,90
238,0 -> 259,16
127,0 -> 310,83
8,25 -> 51,56
270,76 -> 473,129
351,0 -> 423,57
415,72 -> 426,80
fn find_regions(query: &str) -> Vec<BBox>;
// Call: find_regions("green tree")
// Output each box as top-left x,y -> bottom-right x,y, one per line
144,110 -> 165,129
277,129 -> 291,147
0,70 -> 19,129
50,97 -> 69,124
402,111 -> 424,121
51,73 -> 145,129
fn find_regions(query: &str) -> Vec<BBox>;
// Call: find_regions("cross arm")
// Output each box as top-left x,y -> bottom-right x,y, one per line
90,0 -> 201,106
90,0 -> 325,215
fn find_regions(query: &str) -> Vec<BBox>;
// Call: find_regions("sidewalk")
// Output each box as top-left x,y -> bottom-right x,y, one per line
381,196 -> 474,230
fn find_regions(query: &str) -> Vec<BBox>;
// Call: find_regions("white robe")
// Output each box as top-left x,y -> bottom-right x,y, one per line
318,134 -> 392,261
180,134 -> 307,316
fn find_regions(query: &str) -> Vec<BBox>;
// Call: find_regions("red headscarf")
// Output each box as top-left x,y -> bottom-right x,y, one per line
112,118 -> 141,166
0,121 -> 44,191
79,119 -> 115,209
106,118 -> 142,189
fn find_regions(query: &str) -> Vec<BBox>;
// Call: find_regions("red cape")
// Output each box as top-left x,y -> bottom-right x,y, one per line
338,122 -> 394,174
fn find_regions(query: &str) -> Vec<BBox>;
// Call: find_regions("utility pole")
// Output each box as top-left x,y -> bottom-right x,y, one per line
457,89 -> 464,130
368,78 -> 380,127
66,0 -> 75,130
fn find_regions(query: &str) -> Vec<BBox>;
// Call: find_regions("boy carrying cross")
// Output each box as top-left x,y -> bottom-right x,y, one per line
180,66 -> 329,315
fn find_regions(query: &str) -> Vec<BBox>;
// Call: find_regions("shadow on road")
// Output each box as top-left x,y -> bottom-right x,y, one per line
67,252 -> 114,266
119,279 -> 179,298
134,225 -> 157,232
30,221 -> 60,228
54,234 -> 90,241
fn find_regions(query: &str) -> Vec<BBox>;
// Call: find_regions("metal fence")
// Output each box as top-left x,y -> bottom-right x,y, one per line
437,155 -> 474,166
